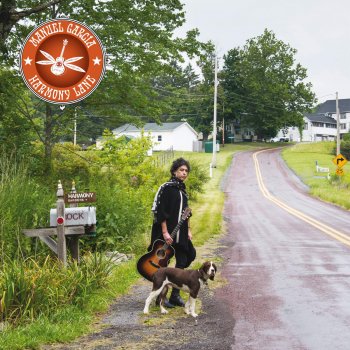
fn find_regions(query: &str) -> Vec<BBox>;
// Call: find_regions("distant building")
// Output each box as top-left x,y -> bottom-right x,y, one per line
97,122 -> 198,151
275,114 -> 337,142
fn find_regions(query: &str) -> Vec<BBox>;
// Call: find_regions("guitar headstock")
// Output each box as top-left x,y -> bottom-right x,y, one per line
181,207 -> 192,220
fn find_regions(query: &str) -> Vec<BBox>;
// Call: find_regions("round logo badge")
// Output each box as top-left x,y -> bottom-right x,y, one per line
20,18 -> 105,105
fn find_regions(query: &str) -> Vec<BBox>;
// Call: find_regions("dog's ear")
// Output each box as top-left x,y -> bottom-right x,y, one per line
202,261 -> 210,273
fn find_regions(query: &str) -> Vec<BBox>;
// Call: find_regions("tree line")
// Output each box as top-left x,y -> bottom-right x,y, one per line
0,0 -> 316,177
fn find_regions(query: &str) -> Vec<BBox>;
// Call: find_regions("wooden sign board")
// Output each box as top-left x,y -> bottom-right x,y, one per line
65,192 -> 96,204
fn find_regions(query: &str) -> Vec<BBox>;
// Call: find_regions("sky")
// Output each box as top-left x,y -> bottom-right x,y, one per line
177,0 -> 350,104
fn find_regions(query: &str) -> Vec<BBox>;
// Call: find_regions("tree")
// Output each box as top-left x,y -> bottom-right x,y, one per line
221,29 -> 316,139
0,0 -> 61,57
0,0 -> 207,175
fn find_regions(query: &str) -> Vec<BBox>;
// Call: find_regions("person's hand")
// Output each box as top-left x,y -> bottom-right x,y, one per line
188,229 -> 192,240
163,232 -> 173,245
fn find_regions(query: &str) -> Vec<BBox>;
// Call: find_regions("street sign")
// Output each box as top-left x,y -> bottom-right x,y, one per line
332,154 -> 348,168
336,168 -> 345,176
65,192 -> 96,204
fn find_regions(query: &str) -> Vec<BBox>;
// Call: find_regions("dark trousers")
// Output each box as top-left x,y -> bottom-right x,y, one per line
174,240 -> 196,269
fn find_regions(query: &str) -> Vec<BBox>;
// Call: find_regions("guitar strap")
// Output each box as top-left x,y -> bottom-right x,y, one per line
176,190 -> 183,243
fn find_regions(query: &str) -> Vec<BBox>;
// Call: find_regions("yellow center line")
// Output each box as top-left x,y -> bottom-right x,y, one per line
253,149 -> 350,247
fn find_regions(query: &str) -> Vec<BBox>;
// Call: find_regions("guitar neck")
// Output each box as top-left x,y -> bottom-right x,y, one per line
162,218 -> 186,249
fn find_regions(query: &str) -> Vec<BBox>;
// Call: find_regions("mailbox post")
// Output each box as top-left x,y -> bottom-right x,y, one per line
23,181 -> 96,266
68,181 -> 79,262
56,181 -> 67,266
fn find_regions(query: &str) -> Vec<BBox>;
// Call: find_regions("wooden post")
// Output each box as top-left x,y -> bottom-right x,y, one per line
67,181 -> 80,262
56,181 -> 67,266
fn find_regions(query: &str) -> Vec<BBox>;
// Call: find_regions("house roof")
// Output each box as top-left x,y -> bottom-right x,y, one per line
305,113 -> 336,124
316,99 -> 350,113
112,122 -> 197,135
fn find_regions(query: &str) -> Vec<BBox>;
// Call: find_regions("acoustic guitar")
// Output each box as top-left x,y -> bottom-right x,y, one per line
137,207 -> 192,281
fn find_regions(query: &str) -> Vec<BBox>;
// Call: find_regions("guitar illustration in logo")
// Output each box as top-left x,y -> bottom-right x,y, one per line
36,39 -> 86,76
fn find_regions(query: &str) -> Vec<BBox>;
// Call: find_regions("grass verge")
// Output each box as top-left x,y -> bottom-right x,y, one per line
282,142 -> 350,209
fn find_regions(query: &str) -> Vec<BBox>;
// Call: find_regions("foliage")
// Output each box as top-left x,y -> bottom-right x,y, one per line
51,142 -> 95,188
332,139 -> 350,159
342,133 -> 350,142
0,253 -> 114,325
0,67 -> 37,157
1,0 -> 208,177
0,152 -> 53,259
0,259 -> 139,350
221,29 -> 316,139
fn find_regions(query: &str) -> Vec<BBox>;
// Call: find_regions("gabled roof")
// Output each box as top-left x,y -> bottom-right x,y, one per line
305,113 -> 336,124
316,99 -> 350,113
112,122 -> 197,135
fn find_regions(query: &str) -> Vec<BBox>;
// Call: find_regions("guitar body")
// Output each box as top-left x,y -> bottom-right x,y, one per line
137,239 -> 175,281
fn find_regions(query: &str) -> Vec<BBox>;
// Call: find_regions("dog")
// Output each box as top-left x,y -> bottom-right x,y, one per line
143,261 -> 217,318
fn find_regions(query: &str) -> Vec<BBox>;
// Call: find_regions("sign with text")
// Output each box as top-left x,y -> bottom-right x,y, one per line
20,18 -> 106,105
65,192 -> 96,204
50,207 -> 96,226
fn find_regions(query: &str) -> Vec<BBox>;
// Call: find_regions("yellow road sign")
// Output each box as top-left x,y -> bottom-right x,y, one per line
333,154 -> 348,168
336,168 -> 345,176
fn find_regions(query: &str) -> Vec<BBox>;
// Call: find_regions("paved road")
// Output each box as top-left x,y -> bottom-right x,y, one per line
220,147 -> 350,350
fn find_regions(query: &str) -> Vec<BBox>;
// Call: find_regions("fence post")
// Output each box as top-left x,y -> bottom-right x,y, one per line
56,181 -> 67,266
67,180 -> 80,263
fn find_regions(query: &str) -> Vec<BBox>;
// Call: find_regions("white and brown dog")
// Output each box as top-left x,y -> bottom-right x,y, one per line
143,261 -> 217,318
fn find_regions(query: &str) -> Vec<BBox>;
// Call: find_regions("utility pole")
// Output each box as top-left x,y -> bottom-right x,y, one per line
212,55 -> 218,168
74,107 -> 77,146
336,92 -> 340,155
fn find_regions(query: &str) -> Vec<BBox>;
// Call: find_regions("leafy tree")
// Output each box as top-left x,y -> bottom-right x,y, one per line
221,29 -> 316,139
1,0 -> 207,176
0,0 -> 61,58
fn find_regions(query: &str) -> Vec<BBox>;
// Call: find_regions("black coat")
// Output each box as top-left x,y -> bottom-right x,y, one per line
150,185 -> 190,249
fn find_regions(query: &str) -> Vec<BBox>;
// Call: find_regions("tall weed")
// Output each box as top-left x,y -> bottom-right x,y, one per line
0,153 -> 53,259
0,253 -> 114,325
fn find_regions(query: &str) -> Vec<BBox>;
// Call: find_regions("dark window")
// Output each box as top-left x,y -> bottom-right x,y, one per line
158,135 -> 162,141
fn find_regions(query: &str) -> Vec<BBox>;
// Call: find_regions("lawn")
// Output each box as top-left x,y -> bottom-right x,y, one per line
282,142 -> 350,209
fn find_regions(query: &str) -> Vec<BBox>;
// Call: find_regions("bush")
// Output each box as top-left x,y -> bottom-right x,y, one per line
340,140 -> 350,159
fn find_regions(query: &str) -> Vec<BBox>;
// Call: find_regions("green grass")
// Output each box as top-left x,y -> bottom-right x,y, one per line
282,142 -> 350,209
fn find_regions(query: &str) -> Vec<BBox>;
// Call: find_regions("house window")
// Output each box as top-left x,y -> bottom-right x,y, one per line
326,123 -> 336,128
312,122 -> 324,127
341,113 -> 347,119
158,135 -> 162,141
340,123 -> 347,130
304,123 -> 308,130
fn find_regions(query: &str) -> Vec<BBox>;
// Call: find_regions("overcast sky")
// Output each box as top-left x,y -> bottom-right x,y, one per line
177,0 -> 350,104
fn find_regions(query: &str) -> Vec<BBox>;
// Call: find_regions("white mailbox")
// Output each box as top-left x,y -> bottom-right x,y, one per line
50,207 -> 96,227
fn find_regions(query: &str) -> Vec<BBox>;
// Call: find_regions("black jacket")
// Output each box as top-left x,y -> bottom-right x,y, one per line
150,185 -> 189,249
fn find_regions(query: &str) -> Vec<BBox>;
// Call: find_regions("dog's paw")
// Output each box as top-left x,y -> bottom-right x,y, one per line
161,309 -> 169,314
143,309 -> 149,314
191,313 -> 198,318
184,308 -> 190,315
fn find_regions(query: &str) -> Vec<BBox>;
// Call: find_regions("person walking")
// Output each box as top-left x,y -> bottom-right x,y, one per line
150,157 -> 196,307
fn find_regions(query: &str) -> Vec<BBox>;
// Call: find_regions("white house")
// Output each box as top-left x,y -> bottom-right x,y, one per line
99,122 -> 198,152
275,114 -> 337,142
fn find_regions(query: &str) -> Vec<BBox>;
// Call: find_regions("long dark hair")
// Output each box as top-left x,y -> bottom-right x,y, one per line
170,157 -> 191,176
